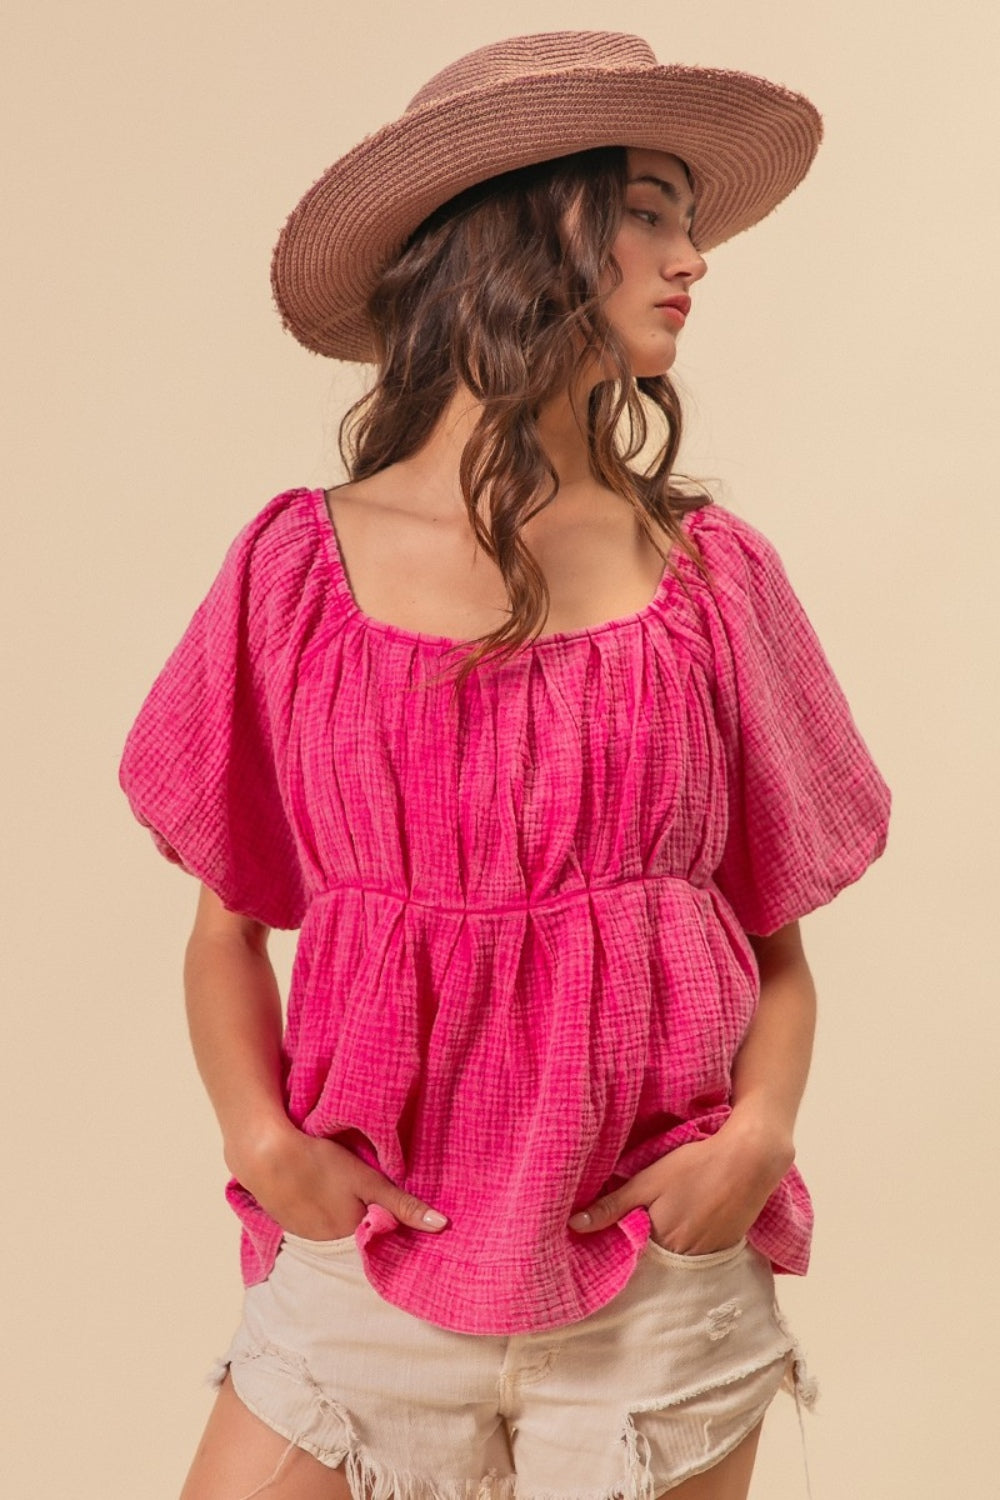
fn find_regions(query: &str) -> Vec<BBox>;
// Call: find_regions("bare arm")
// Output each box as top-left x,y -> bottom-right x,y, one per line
183,883 -> 292,1177
184,883 -> 449,1238
725,919 -> 817,1170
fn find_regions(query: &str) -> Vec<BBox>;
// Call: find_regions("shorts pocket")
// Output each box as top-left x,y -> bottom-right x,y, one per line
281,1228 -> 359,1254
643,1234 -> 748,1269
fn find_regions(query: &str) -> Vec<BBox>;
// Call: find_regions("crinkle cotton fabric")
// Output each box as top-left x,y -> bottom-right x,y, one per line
118,486 -> 891,1335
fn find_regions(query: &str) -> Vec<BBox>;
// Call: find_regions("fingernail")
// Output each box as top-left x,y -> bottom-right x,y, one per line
569,1212 -> 592,1229
422,1209 -> 448,1227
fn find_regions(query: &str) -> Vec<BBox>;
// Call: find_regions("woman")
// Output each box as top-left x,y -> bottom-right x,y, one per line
120,31 -> 891,1500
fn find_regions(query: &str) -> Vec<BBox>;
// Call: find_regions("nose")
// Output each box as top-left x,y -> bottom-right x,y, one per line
662,239 -> 708,287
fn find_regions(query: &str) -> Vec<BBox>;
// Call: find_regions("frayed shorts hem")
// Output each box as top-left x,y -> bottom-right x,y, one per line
220,1357 -> 518,1500
204,1233 -> 818,1500
212,1349 -> 800,1500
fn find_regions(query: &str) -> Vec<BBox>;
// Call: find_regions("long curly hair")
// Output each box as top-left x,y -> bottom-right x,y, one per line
337,144 -> 712,692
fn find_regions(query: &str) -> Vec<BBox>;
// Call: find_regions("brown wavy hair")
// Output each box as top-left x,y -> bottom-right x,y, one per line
337,144 -> 712,692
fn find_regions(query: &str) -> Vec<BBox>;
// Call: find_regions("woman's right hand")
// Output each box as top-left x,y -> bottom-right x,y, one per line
224,1122 -> 449,1241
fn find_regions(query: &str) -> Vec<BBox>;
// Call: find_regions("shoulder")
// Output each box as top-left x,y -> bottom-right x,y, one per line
202,486 -> 335,658
222,485 -> 326,581
682,500 -> 794,605
685,500 -> 784,569
222,484 -> 328,596
673,501 -> 816,669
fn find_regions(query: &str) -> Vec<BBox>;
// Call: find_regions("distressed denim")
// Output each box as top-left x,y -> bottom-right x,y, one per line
206,1229 -> 817,1499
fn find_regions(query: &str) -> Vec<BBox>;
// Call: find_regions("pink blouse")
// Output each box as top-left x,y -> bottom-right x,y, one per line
119,486 -> 891,1335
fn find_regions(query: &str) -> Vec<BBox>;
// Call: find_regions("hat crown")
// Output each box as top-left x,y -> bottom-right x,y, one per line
406,31 -> 657,113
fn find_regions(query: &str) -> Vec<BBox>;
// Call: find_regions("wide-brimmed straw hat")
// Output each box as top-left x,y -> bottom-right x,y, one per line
271,30 -> 822,362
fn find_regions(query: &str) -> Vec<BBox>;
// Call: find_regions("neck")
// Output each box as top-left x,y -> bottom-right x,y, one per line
393,378 -> 602,519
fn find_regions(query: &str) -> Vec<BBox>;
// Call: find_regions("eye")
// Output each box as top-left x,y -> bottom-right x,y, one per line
630,208 -> 661,227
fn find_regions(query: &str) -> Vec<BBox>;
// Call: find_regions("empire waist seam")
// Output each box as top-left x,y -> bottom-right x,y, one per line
305,870 -> 709,918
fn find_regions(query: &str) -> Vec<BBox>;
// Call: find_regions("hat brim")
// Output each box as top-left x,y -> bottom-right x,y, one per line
271,64 -> 822,361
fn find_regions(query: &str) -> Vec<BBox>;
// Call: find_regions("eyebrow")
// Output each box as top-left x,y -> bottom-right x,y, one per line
627,174 -> 696,230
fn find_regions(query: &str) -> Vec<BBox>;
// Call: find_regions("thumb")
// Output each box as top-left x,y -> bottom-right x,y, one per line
569,1187 -> 631,1233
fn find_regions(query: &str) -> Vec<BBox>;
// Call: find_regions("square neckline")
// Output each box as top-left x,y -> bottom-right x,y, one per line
309,486 -> 702,650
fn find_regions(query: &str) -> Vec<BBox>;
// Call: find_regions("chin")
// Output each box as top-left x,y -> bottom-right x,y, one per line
591,343 -> 676,386
628,341 -> 678,381
634,356 -> 677,380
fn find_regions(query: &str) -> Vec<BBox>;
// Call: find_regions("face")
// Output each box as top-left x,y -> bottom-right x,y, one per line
599,148 -> 708,379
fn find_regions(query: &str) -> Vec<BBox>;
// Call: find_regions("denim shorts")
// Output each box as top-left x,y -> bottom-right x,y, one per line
206,1225 -> 817,1500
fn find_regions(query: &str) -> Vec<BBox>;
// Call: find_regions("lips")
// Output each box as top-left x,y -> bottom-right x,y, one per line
656,295 -> 692,316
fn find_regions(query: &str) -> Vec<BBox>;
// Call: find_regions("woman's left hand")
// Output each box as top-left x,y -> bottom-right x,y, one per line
567,1124 -> 795,1255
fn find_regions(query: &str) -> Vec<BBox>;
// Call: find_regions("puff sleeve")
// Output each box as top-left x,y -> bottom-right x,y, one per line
695,505 -> 891,937
118,492 -> 312,930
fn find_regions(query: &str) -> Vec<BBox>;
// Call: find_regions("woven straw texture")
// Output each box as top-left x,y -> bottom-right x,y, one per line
271,30 -> 822,361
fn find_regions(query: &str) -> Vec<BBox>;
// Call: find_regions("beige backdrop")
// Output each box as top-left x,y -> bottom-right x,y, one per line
4,2 -> 997,1496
